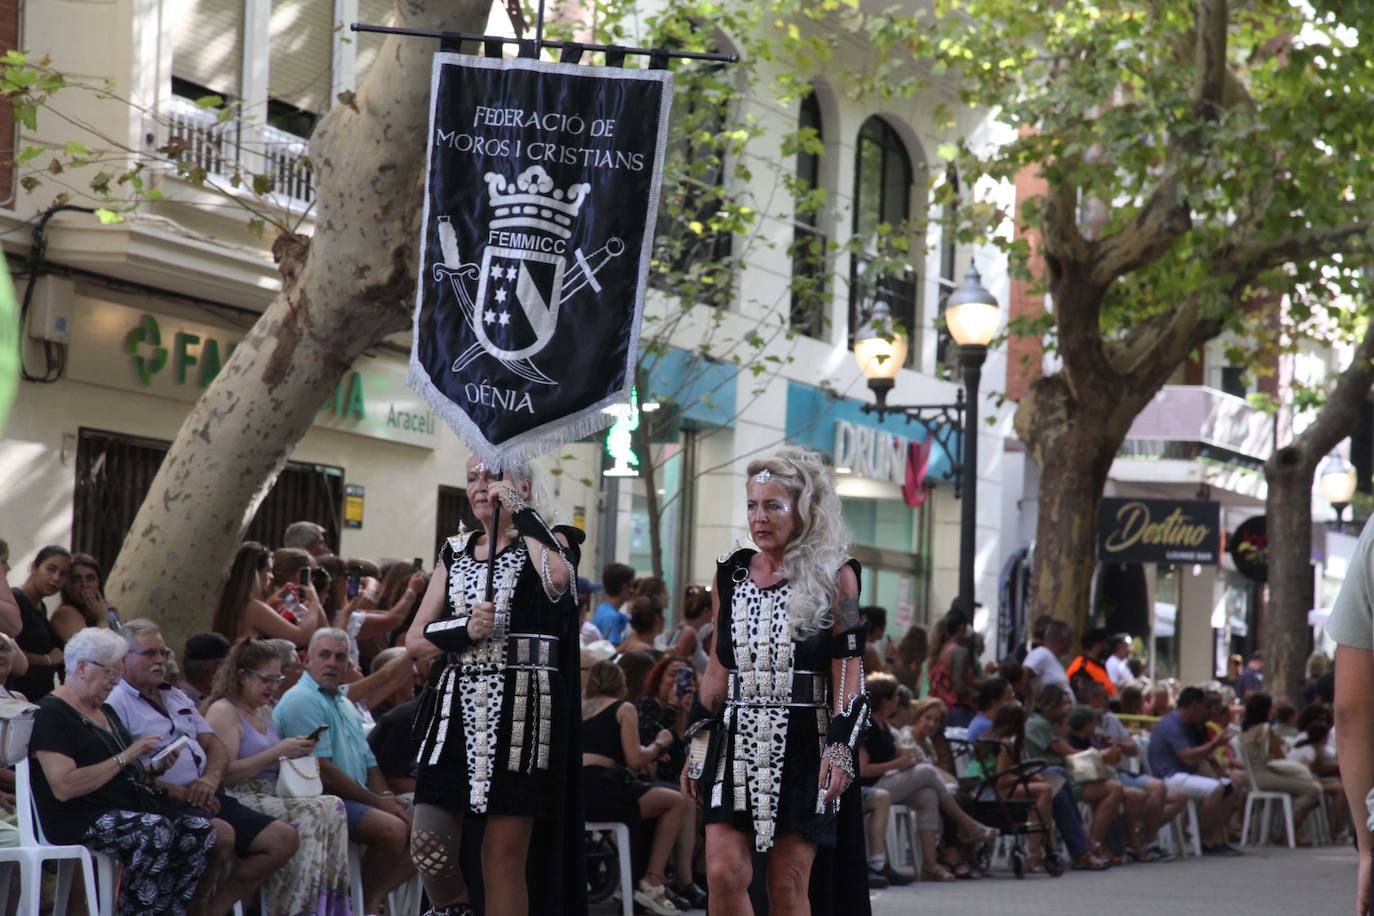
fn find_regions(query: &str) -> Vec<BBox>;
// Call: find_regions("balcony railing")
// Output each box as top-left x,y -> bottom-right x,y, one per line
163,95 -> 315,206
262,124 -> 314,204
1122,385 -> 1274,464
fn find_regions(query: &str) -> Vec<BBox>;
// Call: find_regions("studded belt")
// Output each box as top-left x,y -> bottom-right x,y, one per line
724,669 -> 829,708
454,633 -> 560,674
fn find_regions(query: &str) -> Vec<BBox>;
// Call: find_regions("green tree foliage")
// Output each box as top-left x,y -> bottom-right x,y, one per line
903,0 -> 1374,637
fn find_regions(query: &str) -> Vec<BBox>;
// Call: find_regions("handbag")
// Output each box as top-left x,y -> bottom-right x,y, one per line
277,756 -> 323,798
1067,748 -> 1111,784
0,696 -> 38,767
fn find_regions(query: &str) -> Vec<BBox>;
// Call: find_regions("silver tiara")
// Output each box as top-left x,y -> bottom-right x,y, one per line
751,469 -> 772,483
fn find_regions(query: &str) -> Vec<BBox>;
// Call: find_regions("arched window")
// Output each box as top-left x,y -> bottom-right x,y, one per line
652,54 -> 734,308
850,117 -> 915,357
790,91 -> 828,337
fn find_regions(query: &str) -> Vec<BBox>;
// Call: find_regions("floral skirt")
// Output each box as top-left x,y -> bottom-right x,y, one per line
229,778 -> 352,916
81,809 -> 216,916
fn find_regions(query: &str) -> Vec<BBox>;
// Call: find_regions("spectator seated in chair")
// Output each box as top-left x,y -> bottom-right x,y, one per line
1238,692 -> 1322,846
859,676 -> 990,883
1145,686 -> 1244,856
274,628 -> 416,915
581,660 -> 696,915
204,636 -> 351,915
30,627 -> 220,916
108,619 -> 297,915
1024,684 -> 1114,870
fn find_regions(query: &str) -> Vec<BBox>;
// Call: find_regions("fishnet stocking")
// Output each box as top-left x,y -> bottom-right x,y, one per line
411,804 -> 468,905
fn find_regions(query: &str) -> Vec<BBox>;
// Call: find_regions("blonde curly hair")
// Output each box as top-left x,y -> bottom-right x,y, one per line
745,446 -> 851,638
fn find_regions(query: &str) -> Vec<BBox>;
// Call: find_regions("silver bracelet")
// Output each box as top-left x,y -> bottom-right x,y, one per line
498,486 -> 530,513
539,545 -> 570,600
823,743 -> 856,780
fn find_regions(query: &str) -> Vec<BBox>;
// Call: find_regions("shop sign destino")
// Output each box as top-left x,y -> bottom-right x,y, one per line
833,419 -> 908,486
66,296 -> 439,449
1097,498 -> 1221,565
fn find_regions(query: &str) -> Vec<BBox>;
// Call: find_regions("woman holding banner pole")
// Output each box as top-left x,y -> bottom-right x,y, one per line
405,455 -> 585,916
682,446 -> 872,915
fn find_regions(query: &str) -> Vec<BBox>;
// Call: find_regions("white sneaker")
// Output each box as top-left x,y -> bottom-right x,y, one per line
634,879 -> 681,915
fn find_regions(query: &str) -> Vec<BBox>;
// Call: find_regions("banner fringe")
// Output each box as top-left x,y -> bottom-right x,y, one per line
407,362 -> 617,471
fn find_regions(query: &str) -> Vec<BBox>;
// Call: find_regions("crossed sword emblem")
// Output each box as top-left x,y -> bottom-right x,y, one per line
434,217 -> 625,386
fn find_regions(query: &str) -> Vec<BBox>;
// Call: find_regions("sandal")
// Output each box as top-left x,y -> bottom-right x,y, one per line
961,822 -> 1000,844
920,864 -> 956,882
1071,852 -> 1110,871
952,862 -> 975,879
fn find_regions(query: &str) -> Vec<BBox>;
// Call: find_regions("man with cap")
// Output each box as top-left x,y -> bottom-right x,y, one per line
1237,651 -> 1265,699
182,632 -> 231,705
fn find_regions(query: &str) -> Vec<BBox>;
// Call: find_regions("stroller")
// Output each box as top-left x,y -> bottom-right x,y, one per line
962,755 -> 1065,879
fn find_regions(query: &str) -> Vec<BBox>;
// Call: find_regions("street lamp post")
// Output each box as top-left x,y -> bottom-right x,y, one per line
852,265 -> 1000,616
1319,453 -> 1358,532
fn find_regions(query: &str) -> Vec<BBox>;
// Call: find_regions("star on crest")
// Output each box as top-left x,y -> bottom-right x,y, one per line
504,265 -> 518,281
483,309 -> 497,324
494,287 -> 508,304
498,312 -> 511,326
490,265 -> 504,280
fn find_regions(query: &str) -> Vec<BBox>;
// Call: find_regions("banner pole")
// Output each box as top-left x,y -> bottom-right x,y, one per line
350,22 -> 739,63
486,500 -> 502,603
535,0 -> 547,55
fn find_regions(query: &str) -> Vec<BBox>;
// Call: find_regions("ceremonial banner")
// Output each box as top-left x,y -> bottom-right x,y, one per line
409,54 -> 674,468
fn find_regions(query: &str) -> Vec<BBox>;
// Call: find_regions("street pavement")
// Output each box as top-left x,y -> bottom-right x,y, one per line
589,844 -> 1357,914
869,845 -> 1358,916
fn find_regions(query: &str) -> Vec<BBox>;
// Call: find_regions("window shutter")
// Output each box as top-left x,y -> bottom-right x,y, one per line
269,0 -> 335,114
171,0 -> 245,97
355,0 -> 396,88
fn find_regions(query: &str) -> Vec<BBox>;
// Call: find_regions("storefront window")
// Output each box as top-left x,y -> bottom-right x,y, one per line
842,496 -> 928,640
627,443 -> 688,615
1153,566 -> 1180,680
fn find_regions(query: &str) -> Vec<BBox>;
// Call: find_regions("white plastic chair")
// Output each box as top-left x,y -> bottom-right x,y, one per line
1234,738 -> 1295,848
346,845 -> 409,916
884,804 -> 921,879
0,758 -> 104,915
586,822 -> 632,916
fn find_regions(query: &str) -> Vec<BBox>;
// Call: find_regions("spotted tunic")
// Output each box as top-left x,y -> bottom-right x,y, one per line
702,549 -> 841,851
414,528 -> 580,818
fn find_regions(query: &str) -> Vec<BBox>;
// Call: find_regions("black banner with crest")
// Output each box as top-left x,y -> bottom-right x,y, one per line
408,54 -> 673,469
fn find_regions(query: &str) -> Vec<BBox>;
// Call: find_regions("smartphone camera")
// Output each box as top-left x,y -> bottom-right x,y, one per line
675,667 -> 695,700
412,557 -> 424,573
298,568 -> 312,587
346,573 -> 361,600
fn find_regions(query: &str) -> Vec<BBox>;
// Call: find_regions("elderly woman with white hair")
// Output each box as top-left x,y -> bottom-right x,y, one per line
28,627 -> 217,915
680,446 -> 871,915
405,455 -> 585,916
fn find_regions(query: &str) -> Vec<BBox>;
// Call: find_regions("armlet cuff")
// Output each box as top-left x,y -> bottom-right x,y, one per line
831,625 -> 868,659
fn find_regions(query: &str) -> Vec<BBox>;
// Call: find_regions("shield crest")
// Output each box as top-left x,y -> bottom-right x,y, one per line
472,246 -> 566,362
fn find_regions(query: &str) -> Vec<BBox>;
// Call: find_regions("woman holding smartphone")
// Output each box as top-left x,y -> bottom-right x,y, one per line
405,456 -> 584,916
212,543 -> 328,648
205,637 -> 351,915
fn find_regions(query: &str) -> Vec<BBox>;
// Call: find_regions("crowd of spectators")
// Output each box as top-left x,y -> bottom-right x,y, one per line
0,532 -> 1353,914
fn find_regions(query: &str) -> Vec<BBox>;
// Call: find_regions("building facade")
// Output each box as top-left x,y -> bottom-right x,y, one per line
2,0 -> 1019,647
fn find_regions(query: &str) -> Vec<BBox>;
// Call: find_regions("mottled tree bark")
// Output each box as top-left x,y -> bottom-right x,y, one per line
105,1 -> 491,653
1263,318 -> 1374,698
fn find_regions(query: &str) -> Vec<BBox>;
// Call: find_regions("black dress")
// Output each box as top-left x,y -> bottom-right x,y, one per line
12,588 -> 60,700
700,548 -> 871,915
413,526 -> 586,914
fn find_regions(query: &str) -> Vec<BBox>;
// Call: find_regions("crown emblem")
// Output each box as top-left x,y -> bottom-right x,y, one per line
484,166 -> 591,240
